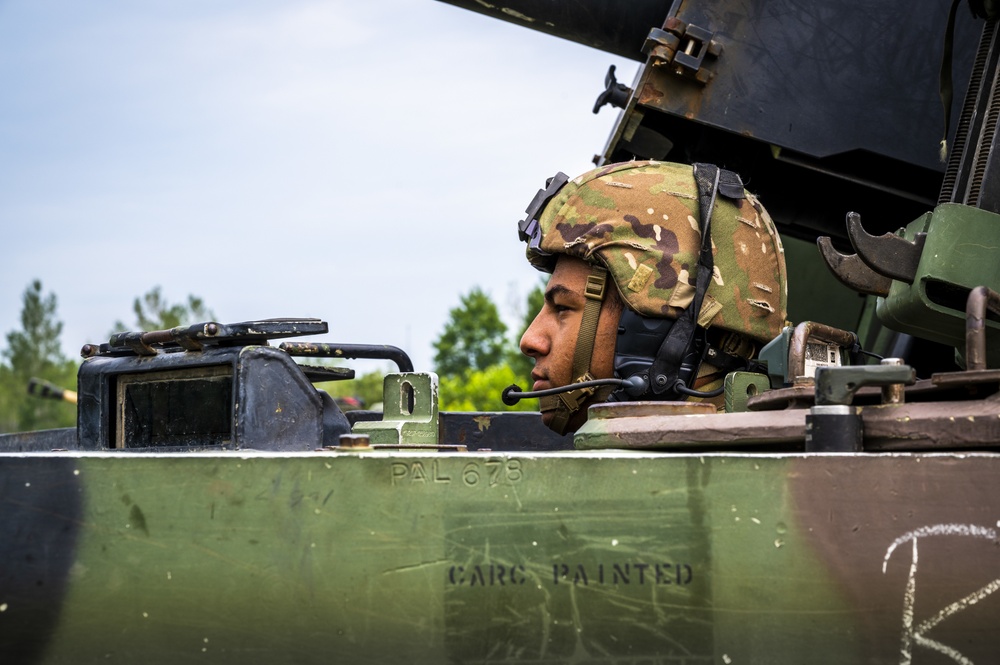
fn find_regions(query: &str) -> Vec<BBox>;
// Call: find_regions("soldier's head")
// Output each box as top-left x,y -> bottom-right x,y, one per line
517,160 -> 787,434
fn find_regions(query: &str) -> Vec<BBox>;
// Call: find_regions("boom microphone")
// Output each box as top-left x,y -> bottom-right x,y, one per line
501,376 -> 646,406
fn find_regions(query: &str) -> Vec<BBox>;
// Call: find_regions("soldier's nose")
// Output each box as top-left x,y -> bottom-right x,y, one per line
519,314 -> 548,358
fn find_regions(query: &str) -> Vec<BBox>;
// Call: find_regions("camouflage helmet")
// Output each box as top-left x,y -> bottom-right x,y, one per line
523,160 -> 787,344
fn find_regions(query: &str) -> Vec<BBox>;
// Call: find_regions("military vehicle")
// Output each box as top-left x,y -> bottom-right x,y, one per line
3,1 -> 1000,663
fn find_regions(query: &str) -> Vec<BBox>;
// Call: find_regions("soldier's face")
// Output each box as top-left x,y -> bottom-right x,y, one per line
519,255 -> 619,432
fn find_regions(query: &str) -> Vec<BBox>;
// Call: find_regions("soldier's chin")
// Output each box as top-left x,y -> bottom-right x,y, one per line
539,410 -> 571,434
539,406 -> 588,435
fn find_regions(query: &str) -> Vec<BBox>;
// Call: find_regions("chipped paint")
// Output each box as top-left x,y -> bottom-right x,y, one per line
500,7 -> 535,22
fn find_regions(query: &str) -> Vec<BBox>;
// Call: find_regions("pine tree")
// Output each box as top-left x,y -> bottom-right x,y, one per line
0,280 -> 77,432
112,286 -> 214,333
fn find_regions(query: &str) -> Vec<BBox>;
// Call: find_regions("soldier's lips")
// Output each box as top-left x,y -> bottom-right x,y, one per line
530,374 -> 548,392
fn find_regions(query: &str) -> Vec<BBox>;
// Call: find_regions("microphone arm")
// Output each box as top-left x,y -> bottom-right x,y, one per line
502,376 -> 645,406
501,373 -> 725,405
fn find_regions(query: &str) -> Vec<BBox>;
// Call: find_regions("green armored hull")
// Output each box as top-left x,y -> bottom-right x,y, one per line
6,1 -> 1000,662
7,449 -> 1000,664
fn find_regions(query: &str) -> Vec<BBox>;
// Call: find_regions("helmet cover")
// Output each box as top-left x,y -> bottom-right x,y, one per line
525,160 -> 787,344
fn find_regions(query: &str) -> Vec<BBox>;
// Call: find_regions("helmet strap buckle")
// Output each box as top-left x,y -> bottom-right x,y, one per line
543,265 -> 611,435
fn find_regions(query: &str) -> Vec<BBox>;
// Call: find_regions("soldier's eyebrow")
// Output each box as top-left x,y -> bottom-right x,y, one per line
544,284 -> 582,305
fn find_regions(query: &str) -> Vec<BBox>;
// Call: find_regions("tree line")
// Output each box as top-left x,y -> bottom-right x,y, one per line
0,280 -> 543,433
305,284 -> 545,413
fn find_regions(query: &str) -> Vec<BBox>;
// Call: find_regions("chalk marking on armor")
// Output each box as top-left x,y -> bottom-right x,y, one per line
883,523 -> 1000,665
917,578 -> 1000,635
883,524 -> 998,572
898,539 -> 918,665
914,632 -> 974,665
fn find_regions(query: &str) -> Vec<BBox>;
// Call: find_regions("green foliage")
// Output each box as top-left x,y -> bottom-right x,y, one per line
0,280 -> 77,432
439,364 -> 537,412
433,287 -> 508,377
113,286 -> 214,333
429,283 -> 547,412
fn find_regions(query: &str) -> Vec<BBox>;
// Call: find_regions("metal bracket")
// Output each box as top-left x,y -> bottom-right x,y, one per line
352,372 -> 440,446
100,319 -> 329,357
807,364 -> 914,453
673,23 -> 719,74
724,372 -> 771,413
817,235 -> 892,297
643,18 -> 722,85
846,212 -> 927,284
814,364 -> 916,407
818,211 -> 926,295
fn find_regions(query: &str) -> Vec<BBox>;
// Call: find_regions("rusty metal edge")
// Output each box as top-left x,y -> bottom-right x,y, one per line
574,409 -> 807,450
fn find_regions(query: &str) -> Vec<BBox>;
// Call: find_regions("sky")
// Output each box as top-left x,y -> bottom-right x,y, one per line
0,0 -> 637,375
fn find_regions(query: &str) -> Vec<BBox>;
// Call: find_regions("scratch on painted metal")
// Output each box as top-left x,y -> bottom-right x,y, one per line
508,474 -> 524,510
380,559 -> 450,576
500,7 -> 536,22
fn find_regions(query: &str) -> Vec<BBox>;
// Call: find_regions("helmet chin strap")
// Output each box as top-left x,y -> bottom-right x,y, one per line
649,163 -> 745,396
540,265 -> 615,435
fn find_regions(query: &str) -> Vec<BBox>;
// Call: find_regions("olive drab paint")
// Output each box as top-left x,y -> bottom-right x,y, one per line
4,0 -> 1000,663
5,452 -> 1000,664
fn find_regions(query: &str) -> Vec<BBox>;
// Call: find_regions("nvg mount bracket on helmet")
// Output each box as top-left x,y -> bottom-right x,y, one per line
517,171 -> 569,256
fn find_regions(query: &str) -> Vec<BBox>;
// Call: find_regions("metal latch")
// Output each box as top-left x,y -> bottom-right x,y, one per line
643,18 -> 723,85
806,362 -> 916,452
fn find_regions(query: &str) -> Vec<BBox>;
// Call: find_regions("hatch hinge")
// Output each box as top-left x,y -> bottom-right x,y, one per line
643,18 -> 722,85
